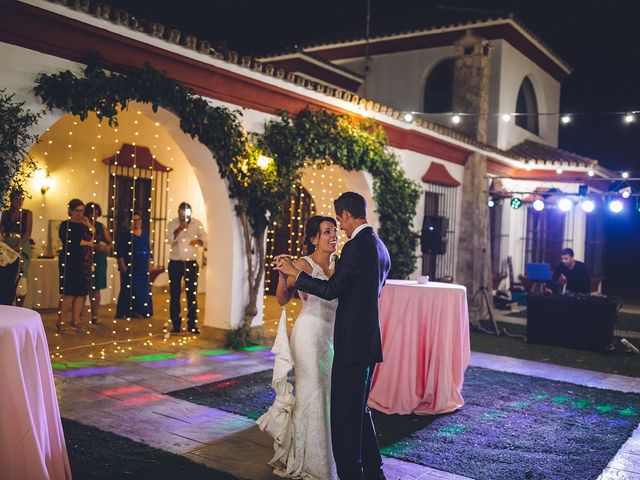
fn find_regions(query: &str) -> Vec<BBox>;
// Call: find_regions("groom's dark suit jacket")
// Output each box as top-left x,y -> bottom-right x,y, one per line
296,226 -> 391,365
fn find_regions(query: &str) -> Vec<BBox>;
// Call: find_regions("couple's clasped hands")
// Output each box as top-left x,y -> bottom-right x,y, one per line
273,255 -> 301,289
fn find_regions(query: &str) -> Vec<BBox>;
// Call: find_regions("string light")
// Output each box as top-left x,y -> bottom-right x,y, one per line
501,113 -> 512,122
451,114 -> 461,125
560,115 -> 572,125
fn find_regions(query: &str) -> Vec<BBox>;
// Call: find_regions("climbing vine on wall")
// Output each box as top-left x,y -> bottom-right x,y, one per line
33,61 -> 419,345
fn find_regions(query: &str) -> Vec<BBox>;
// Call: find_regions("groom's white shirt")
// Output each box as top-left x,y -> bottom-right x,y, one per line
349,223 -> 371,241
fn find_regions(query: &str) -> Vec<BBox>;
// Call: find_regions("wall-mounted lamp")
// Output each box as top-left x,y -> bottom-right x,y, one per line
34,169 -> 53,196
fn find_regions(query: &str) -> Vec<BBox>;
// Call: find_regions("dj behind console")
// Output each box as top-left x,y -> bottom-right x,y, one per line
526,293 -> 619,353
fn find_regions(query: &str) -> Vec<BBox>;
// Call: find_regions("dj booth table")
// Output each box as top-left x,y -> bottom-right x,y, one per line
527,294 -> 617,352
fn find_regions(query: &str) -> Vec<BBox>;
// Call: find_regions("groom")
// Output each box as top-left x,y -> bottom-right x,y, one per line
275,191 -> 390,480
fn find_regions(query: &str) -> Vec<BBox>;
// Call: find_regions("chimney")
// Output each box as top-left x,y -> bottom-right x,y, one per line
452,30 -> 492,142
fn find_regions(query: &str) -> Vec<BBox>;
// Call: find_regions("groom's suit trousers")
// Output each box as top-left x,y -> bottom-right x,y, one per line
331,362 -> 382,480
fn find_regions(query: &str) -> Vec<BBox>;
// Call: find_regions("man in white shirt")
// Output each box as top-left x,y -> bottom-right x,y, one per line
165,202 -> 207,334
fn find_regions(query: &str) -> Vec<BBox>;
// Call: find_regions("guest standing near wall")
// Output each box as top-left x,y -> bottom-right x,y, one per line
115,211 -> 153,319
165,202 -> 207,334
85,202 -> 112,324
0,189 -> 33,306
57,199 -> 93,331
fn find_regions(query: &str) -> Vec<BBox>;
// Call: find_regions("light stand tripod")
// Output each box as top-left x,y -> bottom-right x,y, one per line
469,247 -> 501,335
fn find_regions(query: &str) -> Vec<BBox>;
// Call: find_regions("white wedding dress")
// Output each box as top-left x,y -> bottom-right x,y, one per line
258,256 -> 338,480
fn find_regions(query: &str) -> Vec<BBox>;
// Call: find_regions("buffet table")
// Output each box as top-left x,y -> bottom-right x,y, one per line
368,280 -> 470,415
0,306 -> 72,479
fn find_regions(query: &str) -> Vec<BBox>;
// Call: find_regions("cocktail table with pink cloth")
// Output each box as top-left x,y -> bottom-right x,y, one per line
368,280 -> 470,415
0,306 -> 72,479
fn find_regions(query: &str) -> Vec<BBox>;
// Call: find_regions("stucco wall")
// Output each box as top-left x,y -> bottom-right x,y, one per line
492,40 -> 561,150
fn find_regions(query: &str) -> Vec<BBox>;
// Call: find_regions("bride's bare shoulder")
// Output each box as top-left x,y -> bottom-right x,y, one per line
294,257 -> 314,275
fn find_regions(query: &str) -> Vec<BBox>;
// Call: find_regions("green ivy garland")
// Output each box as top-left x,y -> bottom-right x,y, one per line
32,61 -> 419,342
258,109 -> 420,278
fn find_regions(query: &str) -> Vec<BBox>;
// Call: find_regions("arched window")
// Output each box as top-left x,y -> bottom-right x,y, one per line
515,77 -> 539,135
423,59 -> 455,113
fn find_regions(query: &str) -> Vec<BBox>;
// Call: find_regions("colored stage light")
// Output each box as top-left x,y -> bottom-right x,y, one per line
558,198 -> 573,212
533,199 -> 545,211
609,200 -> 624,213
581,199 -> 595,213
510,197 -> 522,209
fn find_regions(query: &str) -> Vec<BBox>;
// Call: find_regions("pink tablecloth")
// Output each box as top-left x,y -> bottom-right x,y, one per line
368,280 -> 470,415
0,306 -> 72,480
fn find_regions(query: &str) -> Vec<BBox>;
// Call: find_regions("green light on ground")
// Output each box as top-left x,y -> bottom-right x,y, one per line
573,400 -> 590,409
438,425 -> 466,436
618,408 -> 636,416
380,443 -> 410,455
200,349 -> 233,356
510,401 -> 530,408
532,393 -> 549,400
51,361 -> 100,370
595,404 -> 614,413
481,411 -> 504,420
241,345 -> 269,351
552,396 -> 569,404
128,353 -> 177,362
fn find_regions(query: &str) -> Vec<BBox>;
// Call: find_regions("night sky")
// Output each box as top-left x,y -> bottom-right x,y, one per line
107,0 -> 640,172
106,0 -> 639,294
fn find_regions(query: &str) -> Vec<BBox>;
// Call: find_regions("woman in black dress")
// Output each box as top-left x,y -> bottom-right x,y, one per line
57,199 -> 94,331
0,190 -> 32,306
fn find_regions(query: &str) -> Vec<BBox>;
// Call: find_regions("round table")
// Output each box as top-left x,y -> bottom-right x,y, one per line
368,280 -> 470,415
0,306 -> 72,479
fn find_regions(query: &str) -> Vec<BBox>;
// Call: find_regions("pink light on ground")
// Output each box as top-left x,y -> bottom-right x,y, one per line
101,385 -> 146,396
189,373 -> 224,382
121,393 -> 166,405
214,380 -> 239,389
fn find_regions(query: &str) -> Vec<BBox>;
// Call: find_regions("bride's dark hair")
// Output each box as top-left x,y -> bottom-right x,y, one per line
303,215 -> 337,255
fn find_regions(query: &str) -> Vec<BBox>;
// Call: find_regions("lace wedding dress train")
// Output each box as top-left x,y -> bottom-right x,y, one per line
258,256 -> 338,480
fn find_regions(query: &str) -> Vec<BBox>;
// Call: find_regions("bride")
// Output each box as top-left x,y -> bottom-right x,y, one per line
260,215 -> 339,480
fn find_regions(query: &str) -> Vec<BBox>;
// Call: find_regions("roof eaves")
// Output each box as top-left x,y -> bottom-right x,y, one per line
44,1 -> 583,171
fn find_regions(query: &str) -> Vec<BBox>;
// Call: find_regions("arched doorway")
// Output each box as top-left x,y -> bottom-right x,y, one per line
21,103 -> 238,357
262,162 -> 377,333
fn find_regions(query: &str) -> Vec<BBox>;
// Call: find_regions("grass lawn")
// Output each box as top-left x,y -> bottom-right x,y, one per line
471,321 -> 640,377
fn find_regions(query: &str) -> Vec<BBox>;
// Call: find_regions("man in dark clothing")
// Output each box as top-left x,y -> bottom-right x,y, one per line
549,248 -> 591,294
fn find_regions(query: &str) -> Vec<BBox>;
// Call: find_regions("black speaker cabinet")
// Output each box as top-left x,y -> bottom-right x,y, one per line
421,215 -> 448,254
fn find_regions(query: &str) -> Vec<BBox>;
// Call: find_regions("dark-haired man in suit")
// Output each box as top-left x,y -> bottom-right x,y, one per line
275,191 -> 390,480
